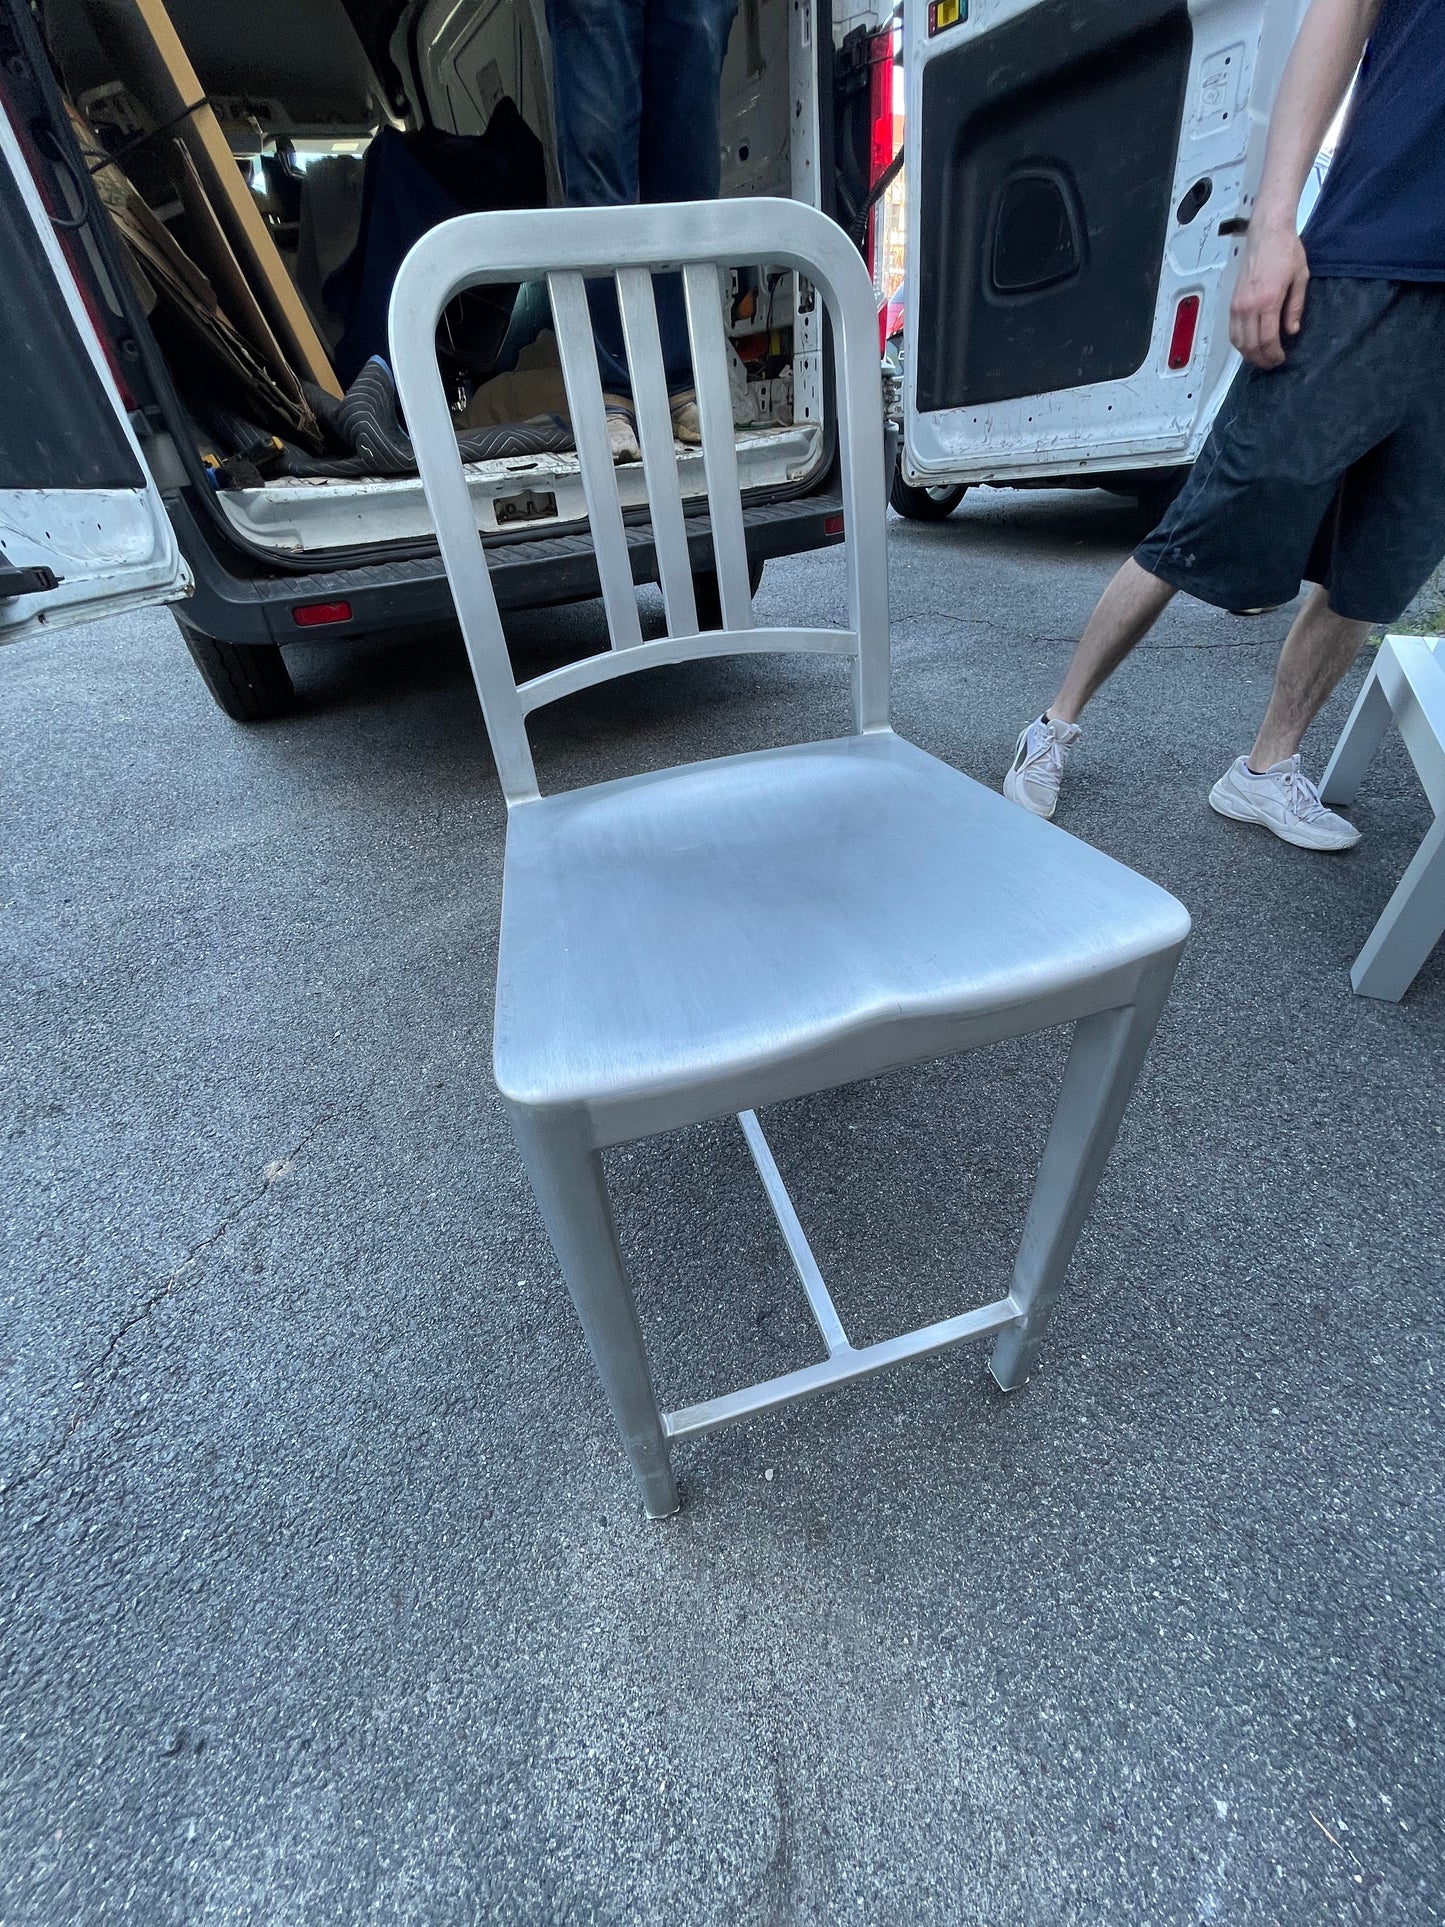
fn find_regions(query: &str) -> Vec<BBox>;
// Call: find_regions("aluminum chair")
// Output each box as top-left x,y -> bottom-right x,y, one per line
1320,633 -> 1445,1001
390,199 -> 1190,1517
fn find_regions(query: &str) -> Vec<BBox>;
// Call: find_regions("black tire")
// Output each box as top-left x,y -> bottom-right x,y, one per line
691,555 -> 765,629
175,616 -> 296,723
889,465 -> 967,521
1131,464 -> 1192,526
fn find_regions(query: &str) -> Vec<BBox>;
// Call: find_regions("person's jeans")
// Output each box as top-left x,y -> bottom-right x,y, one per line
544,0 -> 739,399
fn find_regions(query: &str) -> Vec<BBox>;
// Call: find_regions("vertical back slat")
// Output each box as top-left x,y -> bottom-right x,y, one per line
547,270 -> 644,650
682,261 -> 753,632
617,268 -> 699,638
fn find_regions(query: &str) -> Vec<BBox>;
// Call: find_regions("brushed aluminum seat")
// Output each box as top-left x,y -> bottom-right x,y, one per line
390,198 -> 1189,1517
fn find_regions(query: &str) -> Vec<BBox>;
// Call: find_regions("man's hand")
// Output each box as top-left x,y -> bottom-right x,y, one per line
1230,219 -> 1311,369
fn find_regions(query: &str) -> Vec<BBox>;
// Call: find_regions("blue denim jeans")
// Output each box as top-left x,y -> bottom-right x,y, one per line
544,0 -> 739,399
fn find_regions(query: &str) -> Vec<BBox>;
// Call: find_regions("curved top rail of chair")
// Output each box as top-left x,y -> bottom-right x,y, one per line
388,198 -> 890,807
388,196 -> 876,339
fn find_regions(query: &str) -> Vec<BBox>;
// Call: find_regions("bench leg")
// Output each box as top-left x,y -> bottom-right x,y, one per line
1320,663 -> 1392,807
1350,818 -> 1445,1002
507,1108 -> 679,1518
991,949 -> 1180,1392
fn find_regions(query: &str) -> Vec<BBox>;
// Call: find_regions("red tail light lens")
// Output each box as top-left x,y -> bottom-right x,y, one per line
864,27 -> 895,282
1168,294 -> 1201,370
868,32 -> 894,187
292,600 -> 353,627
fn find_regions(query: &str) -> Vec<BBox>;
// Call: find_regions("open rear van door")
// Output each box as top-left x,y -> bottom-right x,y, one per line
900,0 -> 1304,489
0,93 -> 188,645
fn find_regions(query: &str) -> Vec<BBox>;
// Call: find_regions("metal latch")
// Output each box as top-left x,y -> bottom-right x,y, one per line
494,488 -> 558,526
0,547 -> 61,598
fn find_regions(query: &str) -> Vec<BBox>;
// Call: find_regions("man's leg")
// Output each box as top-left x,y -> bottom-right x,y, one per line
1206,585 -> 1367,850
1002,558 -> 1176,818
545,0 -> 644,398
639,0 -> 739,397
1248,585 -> 1370,770
1048,557 -> 1178,724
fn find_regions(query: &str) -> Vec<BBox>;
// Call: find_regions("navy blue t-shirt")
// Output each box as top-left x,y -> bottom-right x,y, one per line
1303,0 -> 1445,280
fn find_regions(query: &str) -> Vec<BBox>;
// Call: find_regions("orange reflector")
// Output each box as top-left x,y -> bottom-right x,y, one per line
1168,294 -> 1201,370
928,0 -> 964,33
292,600 -> 353,627
824,513 -> 845,536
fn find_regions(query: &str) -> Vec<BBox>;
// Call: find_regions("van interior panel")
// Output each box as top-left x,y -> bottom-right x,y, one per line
915,0 -> 1193,412
0,149 -> 146,491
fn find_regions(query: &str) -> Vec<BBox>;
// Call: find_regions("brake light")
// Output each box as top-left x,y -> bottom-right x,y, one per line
864,26 -> 895,283
292,600 -> 353,627
1168,294 -> 1201,370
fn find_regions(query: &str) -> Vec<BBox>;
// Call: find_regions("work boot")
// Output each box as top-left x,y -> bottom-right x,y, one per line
603,396 -> 641,464
670,394 -> 702,445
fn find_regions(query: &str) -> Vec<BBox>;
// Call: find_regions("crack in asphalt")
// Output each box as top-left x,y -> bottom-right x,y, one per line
0,1113 -> 333,1502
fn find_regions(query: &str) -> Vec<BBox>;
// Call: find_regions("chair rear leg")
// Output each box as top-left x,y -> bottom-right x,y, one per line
991,949 -> 1181,1392
507,1108 -> 679,1518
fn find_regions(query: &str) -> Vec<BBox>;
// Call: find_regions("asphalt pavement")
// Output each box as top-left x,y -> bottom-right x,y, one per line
3,488 -> 1441,1926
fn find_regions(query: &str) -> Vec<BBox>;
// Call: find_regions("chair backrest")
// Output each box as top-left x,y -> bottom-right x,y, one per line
389,197 -> 889,805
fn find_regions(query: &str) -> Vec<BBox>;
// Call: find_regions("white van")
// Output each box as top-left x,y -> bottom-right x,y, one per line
1,0 -> 1298,714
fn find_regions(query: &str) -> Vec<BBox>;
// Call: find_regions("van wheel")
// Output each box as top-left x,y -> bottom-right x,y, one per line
175,617 -> 296,722
890,467 -> 967,520
691,556 -> 765,630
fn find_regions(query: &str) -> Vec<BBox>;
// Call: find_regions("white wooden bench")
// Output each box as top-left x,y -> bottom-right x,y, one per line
1320,634 -> 1445,1001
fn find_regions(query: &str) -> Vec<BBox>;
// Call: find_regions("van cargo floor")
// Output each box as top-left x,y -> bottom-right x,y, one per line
215,422 -> 822,555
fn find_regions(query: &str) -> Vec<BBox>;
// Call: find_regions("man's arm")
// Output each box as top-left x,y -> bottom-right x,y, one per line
1230,0 -> 1381,369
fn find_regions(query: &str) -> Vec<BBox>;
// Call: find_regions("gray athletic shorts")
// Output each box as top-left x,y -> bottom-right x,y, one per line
1135,277 -> 1445,623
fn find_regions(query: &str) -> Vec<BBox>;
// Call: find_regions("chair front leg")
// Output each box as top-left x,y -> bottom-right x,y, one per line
507,1106 -> 679,1518
991,949 -> 1181,1392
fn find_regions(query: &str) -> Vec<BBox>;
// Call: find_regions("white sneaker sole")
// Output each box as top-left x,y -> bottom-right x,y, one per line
1207,779 -> 1359,851
1003,766 -> 1057,819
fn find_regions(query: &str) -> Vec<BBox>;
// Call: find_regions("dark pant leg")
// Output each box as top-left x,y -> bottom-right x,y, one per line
639,0 -> 740,394
545,0 -> 645,395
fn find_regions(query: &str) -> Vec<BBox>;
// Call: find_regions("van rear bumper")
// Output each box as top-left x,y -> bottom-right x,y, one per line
167,487 -> 845,645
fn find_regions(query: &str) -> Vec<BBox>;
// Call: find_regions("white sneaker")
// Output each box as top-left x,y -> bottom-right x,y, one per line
1208,755 -> 1360,851
1003,714 -> 1082,819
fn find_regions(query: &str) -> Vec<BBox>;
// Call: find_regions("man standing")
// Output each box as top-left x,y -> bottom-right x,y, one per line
1003,0 -> 1445,849
546,0 -> 740,460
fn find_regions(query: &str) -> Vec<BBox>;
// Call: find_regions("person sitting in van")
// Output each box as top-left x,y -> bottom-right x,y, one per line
1002,0 -> 1445,851
546,0 -> 740,461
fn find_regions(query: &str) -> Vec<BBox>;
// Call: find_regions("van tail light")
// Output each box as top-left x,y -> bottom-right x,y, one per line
292,600 -> 353,627
1168,294 -> 1201,370
864,26 -> 895,286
